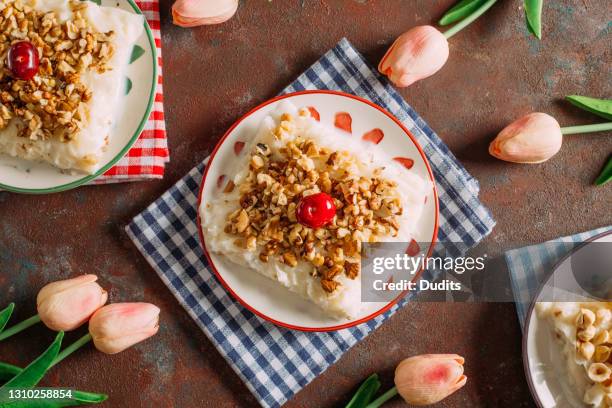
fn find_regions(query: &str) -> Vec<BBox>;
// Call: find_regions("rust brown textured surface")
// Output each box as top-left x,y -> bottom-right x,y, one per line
1,0 -> 611,407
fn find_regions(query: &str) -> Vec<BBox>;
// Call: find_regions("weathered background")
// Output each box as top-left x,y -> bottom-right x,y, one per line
1,0 -> 611,406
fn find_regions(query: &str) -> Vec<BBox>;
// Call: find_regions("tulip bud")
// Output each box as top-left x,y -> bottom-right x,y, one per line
89,303 -> 160,354
394,354 -> 467,406
378,26 -> 449,88
37,274 -> 108,332
172,0 -> 238,27
489,112 -> 562,163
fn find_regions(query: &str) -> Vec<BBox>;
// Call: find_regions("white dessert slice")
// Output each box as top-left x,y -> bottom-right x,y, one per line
0,0 -> 144,173
537,302 -> 612,408
200,102 -> 429,319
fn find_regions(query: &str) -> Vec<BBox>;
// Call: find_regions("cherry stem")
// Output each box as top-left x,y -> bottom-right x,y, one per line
0,314 -> 41,341
443,0 -> 498,39
365,386 -> 399,408
561,122 -> 612,135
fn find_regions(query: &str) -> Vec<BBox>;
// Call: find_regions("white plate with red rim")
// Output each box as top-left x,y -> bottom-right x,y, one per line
197,90 -> 439,331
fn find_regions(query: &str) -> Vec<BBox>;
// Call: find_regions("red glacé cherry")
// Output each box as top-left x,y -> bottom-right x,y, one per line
296,192 -> 336,229
8,41 -> 40,80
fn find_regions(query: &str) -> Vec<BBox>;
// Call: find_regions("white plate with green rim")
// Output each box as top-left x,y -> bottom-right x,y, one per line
0,0 -> 157,194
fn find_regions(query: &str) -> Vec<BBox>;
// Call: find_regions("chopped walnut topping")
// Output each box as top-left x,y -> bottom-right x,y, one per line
245,236 -> 257,251
323,264 -> 343,280
233,209 -> 249,233
345,262 -> 359,279
223,180 -> 235,193
282,252 -> 298,267
0,0 -> 116,142
223,111 -> 404,294
321,279 -> 339,293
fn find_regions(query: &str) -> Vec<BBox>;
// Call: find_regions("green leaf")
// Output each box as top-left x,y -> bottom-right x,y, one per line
0,390 -> 108,407
68,391 -> 107,404
345,373 -> 381,408
566,95 -> 612,121
595,156 -> 612,186
0,304 -> 14,334
0,359 -> 106,406
0,368 -> 108,399
129,45 -> 145,64
439,0 -> 487,26
125,78 -> 132,95
0,332 -> 63,390
525,0 -> 543,39
0,362 -> 21,383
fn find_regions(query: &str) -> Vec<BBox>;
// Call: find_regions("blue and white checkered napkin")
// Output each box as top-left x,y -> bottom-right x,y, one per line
126,38 -> 495,408
507,226 -> 612,330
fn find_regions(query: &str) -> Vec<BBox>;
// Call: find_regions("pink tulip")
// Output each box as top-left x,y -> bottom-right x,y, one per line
172,0 -> 238,27
89,303 -> 160,354
394,354 -> 467,406
378,26 -> 449,88
36,274 -> 108,332
489,112 -> 563,163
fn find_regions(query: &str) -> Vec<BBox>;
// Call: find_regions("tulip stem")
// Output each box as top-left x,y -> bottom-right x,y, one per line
0,333 -> 92,380
443,0 -> 498,39
50,333 -> 92,368
0,314 -> 41,341
561,122 -> 612,135
365,386 -> 398,408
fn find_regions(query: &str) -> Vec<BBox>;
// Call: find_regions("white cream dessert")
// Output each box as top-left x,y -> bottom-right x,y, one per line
537,302 -> 612,407
0,0 -> 144,173
200,102 -> 429,319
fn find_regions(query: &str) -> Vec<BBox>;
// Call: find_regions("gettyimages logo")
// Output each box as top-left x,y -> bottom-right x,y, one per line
360,240 -> 612,303
372,252 -> 486,275
361,242 -> 487,302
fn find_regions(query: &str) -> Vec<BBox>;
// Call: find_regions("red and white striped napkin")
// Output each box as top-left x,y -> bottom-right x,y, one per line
93,0 -> 168,184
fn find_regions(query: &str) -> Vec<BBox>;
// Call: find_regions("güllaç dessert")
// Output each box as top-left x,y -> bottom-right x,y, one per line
200,102 -> 430,319
537,302 -> 612,407
0,0 -> 144,173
